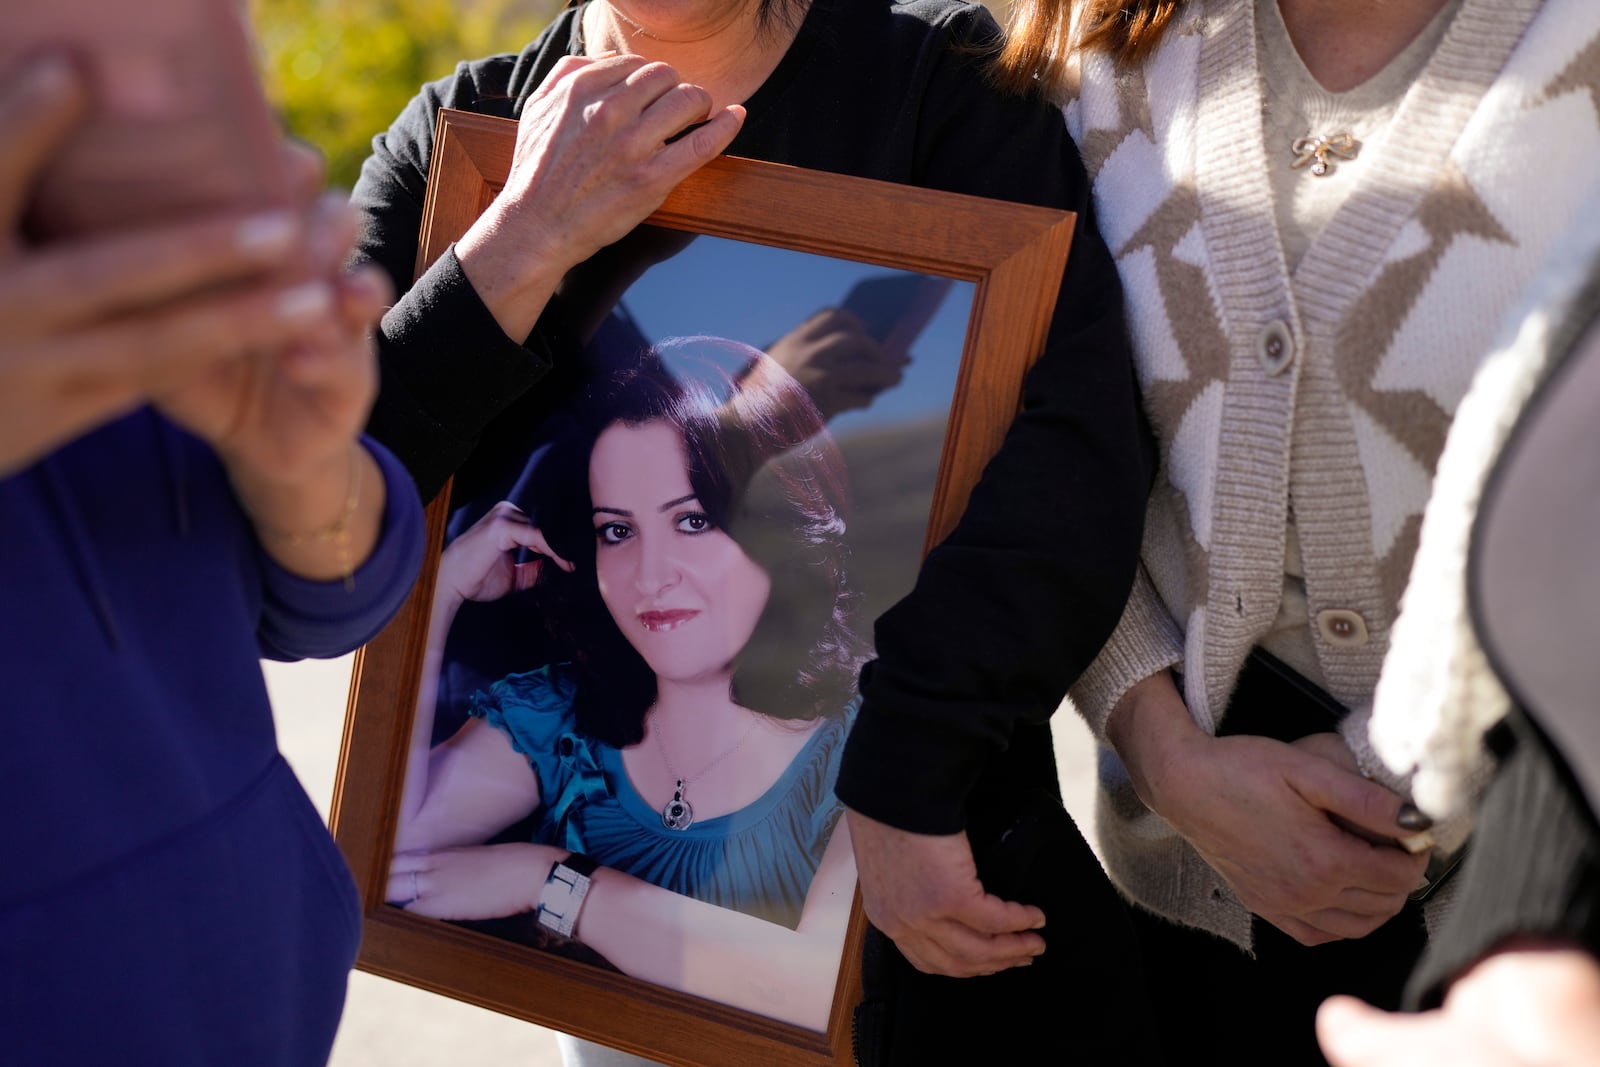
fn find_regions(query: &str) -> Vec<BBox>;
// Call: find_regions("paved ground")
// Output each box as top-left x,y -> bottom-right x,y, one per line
265,655 -> 1101,1066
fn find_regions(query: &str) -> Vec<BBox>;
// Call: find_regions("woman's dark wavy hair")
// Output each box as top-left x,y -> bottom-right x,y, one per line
532,336 -> 865,748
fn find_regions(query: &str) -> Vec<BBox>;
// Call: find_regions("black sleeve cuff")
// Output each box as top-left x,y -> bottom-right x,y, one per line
836,669 -> 991,835
368,247 -> 556,502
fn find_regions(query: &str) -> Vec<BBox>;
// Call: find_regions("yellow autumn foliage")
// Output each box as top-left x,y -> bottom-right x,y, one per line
251,0 -> 560,188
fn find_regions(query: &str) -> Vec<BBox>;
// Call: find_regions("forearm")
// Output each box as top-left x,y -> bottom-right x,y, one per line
395,584 -> 543,854
230,442 -> 385,585
1069,568 -> 1186,738
393,589 -> 464,849
397,652 -> 558,856
1104,668 -> 1208,821
453,209 -> 570,344
576,868 -> 844,1029
250,435 -> 425,664
396,742 -> 541,854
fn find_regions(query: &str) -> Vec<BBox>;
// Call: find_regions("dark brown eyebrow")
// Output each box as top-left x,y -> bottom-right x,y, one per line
591,494 -> 698,519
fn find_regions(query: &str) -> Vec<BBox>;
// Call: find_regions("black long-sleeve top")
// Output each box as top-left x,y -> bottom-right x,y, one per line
351,0 -> 1152,836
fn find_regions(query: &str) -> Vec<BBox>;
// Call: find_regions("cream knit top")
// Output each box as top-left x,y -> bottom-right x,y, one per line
1063,0 -> 1600,946
1256,0 -> 1464,690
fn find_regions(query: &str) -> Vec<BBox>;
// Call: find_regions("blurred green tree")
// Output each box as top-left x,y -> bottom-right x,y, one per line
251,0 -> 561,188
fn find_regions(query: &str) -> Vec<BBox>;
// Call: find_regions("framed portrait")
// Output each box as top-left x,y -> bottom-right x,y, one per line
330,108 -> 1075,1066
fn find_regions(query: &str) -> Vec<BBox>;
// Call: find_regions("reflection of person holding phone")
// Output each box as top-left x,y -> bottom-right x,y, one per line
1,55 -> 424,1065
765,304 -> 910,420
390,337 -> 865,1030
763,273 -> 951,422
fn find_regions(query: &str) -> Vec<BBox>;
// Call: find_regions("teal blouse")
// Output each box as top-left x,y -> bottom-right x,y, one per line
469,665 -> 851,929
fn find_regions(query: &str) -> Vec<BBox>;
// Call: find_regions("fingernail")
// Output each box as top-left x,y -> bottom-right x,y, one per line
236,211 -> 297,255
312,191 -> 357,225
275,281 -> 333,322
1396,803 -> 1433,832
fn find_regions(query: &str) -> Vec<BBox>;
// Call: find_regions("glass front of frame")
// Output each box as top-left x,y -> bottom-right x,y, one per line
388,224 -> 974,1031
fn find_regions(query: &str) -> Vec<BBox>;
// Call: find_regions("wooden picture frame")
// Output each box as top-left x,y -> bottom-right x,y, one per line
331,108 -> 1075,1066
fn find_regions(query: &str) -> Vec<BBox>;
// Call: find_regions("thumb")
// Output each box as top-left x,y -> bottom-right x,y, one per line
1297,755 -> 1420,843
960,890 -> 1047,936
1316,995 -> 1418,1067
0,54 -> 90,234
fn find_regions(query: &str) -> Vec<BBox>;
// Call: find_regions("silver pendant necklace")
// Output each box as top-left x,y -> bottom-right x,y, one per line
656,716 -> 757,831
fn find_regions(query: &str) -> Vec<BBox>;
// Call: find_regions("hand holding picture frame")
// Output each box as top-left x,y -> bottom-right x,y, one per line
331,108 -> 1075,1066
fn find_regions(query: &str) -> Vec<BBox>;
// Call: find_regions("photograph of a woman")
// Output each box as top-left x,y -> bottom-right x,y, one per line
387,335 -> 866,1031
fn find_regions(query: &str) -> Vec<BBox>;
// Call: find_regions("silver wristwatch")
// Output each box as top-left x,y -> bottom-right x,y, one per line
535,852 -> 599,938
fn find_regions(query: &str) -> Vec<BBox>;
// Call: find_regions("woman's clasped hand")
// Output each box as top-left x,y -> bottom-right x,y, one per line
1109,671 -> 1428,946
1,54 -> 391,491
0,37 -> 428,1066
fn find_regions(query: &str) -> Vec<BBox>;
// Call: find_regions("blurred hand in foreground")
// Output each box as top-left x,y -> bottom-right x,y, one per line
1318,944 -> 1600,1066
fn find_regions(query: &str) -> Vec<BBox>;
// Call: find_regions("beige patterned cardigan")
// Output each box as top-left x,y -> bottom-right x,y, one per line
1062,0 -> 1600,947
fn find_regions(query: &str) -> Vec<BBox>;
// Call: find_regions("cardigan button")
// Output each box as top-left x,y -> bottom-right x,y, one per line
1257,320 -> 1295,376
1316,608 -> 1370,647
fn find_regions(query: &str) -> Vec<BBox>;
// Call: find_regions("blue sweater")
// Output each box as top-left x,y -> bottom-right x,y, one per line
0,409 -> 424,1066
